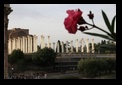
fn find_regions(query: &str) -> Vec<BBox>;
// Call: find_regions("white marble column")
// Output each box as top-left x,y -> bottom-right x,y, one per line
25,37 -> 28,53
47,36 -> 50,48
16,38 -> 19,50
76,39 -> 78,53
30,36 -> 33,53
92,39 -> 95,53
41,35 -> 45,49
49,43 -> 51,48
11,39 -> 13,53
12,38 -> 16,50
66,41 -> 69,53
20,37 -> 23,52
17,37 -> 21,50
33,35 -> 37,52
81,38 -> 84,53
61,41 -> 64,53
40,35 -> 44,49
71,40 -> 73,53
8,39 -> 11,54
22,36 -> 26,53
45,43 -> 47,47
15,38 -> 17,50
27,36 -> 30,53
43,36 -> 45,48
86,38 -> 90,53
10,39 -> 13,54
53,42 -> 55,52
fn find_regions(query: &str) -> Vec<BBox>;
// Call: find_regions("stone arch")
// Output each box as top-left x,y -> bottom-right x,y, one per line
9,31 -> 27,39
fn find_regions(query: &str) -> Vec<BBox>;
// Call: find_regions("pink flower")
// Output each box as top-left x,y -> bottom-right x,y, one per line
64,9 -> 82,34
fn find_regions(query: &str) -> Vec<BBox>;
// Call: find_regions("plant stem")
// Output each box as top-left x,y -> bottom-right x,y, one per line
86,22 -> 112,36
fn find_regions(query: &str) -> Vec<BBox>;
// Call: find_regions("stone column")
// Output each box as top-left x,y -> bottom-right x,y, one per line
43,36 -> 45,48
16,38 -> 18,49
57,41 -> 60,53
20,37 -> 23,52
41,35 -> 45,49
81,38 -> 84,53
71,40 -> 73,53
86,38 -> 90,53
45,43 -> 47,47
13,38 -> 16,50
4,4 -> 13,79
22,36 -> 26,53
92,39 -> 95,53
76,39 -> 78,53
61,41 -> 64,53
27,36 -> 30,53
66,41 -> 69,53
49,43 -> 51,48
17,37 -> 21,50
33,35 -> 37,52
40,35 -> 43,49
15,38 -> 18,50
11,39 -> 13,53
53,42 -> 55,52
30,36 -> 33,53
47,36 -> 50,48
8,39 -> 11,54
9,39 -> 13,54
25,37 -> 27,53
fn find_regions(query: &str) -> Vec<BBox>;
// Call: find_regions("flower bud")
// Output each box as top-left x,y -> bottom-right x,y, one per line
78,26 -> 86,32
88,11 -> 94,19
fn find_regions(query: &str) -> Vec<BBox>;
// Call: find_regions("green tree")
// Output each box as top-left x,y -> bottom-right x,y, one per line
32,47 -> 57,67
8,49 -> 25,64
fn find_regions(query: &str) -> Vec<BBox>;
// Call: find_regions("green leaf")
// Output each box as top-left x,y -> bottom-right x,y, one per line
102,10 -> 112,33
111,15 -> 116,33
83,32 -> 114,41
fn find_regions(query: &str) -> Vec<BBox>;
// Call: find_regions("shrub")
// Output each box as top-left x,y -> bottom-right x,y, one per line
77,57 -> 116,77
8,49 -> 25,64
32,47 -> 57,67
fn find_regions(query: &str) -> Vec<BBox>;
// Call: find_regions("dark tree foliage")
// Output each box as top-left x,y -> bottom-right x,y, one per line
8,49 -> 25,64
32,47 -> 57,67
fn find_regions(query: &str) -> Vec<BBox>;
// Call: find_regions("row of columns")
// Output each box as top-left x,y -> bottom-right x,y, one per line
8,35 -> 38,54
8,35 -> 95,54
53,38 -> 95,53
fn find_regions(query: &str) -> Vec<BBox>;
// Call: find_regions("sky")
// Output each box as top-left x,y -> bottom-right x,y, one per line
8,4 -> 116,46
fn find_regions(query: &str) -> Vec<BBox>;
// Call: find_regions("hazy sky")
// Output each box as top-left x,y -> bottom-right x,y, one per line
8,4 -> 116,46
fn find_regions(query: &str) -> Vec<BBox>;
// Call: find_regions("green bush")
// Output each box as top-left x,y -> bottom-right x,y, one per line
8,49 -> 25,64
77,57 -> 116,77
32,47 -> 57,67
